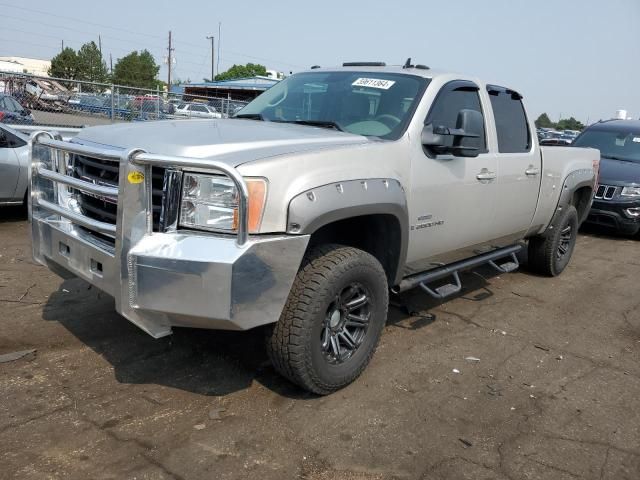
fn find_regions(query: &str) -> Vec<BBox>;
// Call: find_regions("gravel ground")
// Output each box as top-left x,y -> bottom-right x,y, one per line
0,208 -> 639,480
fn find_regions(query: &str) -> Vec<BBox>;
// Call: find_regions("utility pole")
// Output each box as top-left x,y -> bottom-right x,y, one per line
217,22 -> 221,76
61,40 -> 64,52
206,35 -> 215,81
109,53 -> 113,74
167,30 -> 174,87
98,35 -> 102,55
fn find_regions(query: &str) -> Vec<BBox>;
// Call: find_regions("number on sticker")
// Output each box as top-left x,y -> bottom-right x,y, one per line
352,78 -> 396,90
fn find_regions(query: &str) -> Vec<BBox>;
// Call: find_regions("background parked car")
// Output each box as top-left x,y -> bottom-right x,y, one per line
573,119 -> 640,236
0,124 -> 29,205
72,95 -> 106,114
0,94 -> 34,125
132,99 -> 172,121
227,100 -> 247,116
540,138 -> 573,146
101,95 -> 132,119
174,102 -> 222,118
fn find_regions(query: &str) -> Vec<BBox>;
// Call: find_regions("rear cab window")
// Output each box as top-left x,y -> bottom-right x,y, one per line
487,85 -> 531,153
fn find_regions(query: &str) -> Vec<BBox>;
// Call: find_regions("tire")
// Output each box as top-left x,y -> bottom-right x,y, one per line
266,244 -> 389,395
527,205 -> 579,276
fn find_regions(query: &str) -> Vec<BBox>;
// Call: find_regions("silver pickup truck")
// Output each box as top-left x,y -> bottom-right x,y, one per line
29,62 -> 599,394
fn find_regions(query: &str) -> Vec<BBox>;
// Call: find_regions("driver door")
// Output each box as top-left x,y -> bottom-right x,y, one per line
405,81 -> 498,272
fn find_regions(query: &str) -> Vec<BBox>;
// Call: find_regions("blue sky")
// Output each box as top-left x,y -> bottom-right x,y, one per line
1,0 -> 638,123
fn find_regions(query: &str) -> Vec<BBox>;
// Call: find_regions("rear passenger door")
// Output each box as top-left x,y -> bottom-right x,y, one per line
487,86 -> 541,241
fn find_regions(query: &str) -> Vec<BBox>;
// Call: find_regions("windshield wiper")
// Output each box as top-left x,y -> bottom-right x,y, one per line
601,154 -> 627,161
234,113 -> 265,121
276,119 -> 344,132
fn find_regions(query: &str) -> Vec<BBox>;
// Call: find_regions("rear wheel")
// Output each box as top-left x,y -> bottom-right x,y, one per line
266,244 -> 388,395
528,205 -> 578,276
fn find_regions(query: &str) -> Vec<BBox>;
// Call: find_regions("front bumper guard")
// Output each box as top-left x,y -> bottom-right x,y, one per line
29,131 -> 309,338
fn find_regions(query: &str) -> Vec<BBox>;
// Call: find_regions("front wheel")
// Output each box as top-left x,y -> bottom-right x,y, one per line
266,244 -> 389,395
527,205 -> 578,276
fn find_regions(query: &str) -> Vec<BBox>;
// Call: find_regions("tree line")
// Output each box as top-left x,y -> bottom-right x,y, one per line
49,41 -> 270,91
49,42 -> 161,90
535,113 -> 585,131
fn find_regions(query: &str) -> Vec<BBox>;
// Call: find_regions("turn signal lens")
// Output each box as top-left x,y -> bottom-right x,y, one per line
246,178 -> 267,233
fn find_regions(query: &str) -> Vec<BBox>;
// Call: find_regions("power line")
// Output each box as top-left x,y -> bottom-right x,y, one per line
0,27 -> 209,70
0,2 -> 166,41
0,3 -> 304,70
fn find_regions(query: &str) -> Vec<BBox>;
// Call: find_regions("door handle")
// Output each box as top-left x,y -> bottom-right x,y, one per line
525,166 -> 540,176
476,169 -> 497,181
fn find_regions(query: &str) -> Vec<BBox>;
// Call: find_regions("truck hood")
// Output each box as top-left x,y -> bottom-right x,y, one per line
598,157 -> 640,185
72,118 -> 370,167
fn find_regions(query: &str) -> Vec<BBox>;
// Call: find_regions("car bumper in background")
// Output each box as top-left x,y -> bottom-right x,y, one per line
586,199 -> 640,235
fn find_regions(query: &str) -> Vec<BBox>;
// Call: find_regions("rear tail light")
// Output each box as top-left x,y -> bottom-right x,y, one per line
0,111 -> 4,121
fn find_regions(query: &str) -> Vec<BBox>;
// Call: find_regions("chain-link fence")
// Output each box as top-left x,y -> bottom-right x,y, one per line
0,71 -> 249,129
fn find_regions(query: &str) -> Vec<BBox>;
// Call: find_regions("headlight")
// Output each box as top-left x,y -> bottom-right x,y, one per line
179,173 -> 267,233
621,186 -> 640,197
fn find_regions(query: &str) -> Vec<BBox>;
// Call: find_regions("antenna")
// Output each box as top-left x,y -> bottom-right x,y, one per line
403,57 -> 412,69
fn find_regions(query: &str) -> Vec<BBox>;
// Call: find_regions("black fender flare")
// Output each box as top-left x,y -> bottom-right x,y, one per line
548,168 -> 595,232
287,178 -> 409,285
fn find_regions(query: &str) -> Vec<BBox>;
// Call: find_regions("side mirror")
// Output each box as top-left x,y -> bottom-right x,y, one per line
421,124 -> 447,148
422,109 -> 484,158
451,109 -> 483,158
22,108 -> 31,116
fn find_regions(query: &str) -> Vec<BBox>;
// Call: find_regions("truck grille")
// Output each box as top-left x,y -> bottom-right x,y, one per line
71,154 -> 165,236
594,184 -> 618,201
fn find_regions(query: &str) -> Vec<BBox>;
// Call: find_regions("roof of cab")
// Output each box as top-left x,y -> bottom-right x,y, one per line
588,119 -> 640,133
300,64 -> 445,80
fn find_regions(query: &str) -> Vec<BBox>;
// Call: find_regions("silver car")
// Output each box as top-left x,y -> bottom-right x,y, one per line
174,103 -> 222,119
0,124 -> 29,206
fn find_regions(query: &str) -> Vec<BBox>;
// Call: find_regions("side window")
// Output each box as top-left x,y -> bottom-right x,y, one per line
487,86 -> 531,153
192,104 -> 207,113
10,98 -> 23,112
425,82 -> 487,153
0,128 -> 27,148
0,97 -> 10,111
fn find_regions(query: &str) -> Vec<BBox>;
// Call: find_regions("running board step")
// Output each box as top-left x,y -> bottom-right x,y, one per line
419,271 -> 462,299
392,244 -> 524,295
489,253 -> 520,273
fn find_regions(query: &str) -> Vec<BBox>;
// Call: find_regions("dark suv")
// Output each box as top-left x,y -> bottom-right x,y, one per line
573,120 -> 640,235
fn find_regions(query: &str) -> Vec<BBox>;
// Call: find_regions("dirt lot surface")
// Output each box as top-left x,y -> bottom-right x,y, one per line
1,209 -> 639,480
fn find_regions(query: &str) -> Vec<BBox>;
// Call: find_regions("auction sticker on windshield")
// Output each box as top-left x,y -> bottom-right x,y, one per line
352,78 -> 396,89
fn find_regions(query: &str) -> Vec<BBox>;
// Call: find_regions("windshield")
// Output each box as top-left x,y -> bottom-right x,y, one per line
237,71 -> 429,140
573,128 -> 640,163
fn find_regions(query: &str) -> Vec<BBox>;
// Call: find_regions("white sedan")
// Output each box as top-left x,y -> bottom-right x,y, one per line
0,124 -> 29,206
174,103 -> 222,119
